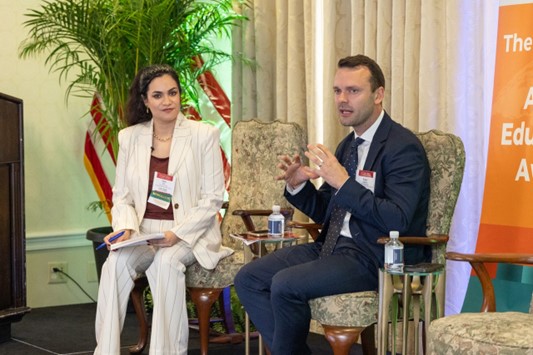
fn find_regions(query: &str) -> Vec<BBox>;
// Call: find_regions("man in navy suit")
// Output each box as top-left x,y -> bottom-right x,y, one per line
234,54 -> 430,355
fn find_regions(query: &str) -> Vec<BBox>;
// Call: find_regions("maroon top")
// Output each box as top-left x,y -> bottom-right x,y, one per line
144,155 -> 174,220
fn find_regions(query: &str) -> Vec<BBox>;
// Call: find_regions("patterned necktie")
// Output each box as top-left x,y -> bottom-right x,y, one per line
320,137 -> 365,257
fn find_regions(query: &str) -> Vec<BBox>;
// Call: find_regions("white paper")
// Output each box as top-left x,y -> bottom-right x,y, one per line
110,233 -> 165,250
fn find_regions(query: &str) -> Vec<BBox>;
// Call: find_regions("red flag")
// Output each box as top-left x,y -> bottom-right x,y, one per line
84,95 -> 115,222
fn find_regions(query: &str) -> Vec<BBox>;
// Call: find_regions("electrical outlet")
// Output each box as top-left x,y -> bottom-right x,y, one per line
48,262 -> 68,284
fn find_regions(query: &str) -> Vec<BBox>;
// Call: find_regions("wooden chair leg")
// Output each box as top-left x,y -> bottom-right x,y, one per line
361,324 -> 376,355
322,324 -> 364,355
129,277 -> 150,354
188,287 -> 223,355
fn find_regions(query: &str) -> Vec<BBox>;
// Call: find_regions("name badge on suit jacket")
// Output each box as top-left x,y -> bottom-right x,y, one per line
356,170 -> 376,193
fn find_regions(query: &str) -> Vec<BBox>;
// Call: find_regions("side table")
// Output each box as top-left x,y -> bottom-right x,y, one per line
230,232 -> 300,355
377,265 -> 445,355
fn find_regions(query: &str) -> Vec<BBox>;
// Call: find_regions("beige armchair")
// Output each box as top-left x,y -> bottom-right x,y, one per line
305,130 -> 466,355
130,119 -> 308,355
427,252 -> 533,354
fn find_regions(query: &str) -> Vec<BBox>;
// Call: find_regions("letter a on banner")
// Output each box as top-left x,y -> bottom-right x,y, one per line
478,0 -> 533,258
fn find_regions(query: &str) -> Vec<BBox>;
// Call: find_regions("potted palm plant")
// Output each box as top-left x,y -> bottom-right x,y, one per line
19,0 -> 249,332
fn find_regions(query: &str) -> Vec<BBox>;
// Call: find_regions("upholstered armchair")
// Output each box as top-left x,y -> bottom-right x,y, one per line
305,130 -> 466,355
129,119 -> 307,355
427,252 -> 533,354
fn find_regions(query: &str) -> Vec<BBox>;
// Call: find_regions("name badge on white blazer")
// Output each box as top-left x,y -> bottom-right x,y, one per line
148,172 -> 176,209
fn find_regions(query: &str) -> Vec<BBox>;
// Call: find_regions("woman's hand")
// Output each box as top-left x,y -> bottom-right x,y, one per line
103,229 -> 131,249
149,230 -> 181,248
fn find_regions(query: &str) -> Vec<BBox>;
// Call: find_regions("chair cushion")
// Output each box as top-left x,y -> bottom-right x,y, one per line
427,312 -> 533,354
186,251 -> 244,289
310,291 -> 379,327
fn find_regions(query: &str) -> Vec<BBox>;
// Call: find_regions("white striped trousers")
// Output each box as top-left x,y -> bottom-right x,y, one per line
94,219 -> 196,355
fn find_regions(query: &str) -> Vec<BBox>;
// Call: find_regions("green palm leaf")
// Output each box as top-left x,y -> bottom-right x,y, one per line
19,0 -> 248,156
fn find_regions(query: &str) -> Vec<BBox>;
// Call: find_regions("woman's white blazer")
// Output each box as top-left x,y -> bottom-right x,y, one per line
110,113 -> 232,270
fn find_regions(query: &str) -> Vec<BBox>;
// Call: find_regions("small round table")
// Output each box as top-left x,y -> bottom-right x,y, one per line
377,264 -> 445,355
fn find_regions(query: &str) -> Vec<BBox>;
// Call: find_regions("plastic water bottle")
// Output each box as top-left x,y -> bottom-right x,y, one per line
268,205 -> 285,238
384,231 -> 404,272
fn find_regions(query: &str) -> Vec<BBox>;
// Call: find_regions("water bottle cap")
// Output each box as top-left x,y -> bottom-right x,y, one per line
272,205 -> 281,213
389,231 -> 399,238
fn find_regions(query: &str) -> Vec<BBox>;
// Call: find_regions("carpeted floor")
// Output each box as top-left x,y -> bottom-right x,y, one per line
0,303 -> 363,354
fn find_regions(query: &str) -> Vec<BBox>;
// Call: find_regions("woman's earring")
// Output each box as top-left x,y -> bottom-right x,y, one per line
146,107 -> 149,114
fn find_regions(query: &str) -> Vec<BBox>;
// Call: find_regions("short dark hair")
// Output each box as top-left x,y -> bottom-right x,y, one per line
125,64 -> 182,126
337,55 -> 385,92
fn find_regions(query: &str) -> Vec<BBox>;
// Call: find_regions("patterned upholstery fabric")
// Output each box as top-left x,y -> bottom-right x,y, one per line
220,119 -> 308,250
416,130 -> 465,264
309,130 -> 465,330
310,291 -> 379,327
186,119 -> 307,287
427,265 -> 533,353
427,312 -> 533,354
186,252 -> 244,288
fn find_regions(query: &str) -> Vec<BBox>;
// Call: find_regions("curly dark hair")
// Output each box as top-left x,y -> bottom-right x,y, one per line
337,55 -> 385,92
125,64 -> 182,126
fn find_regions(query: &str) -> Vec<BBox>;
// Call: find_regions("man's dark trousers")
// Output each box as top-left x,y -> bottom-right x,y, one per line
234,237 -> 378,355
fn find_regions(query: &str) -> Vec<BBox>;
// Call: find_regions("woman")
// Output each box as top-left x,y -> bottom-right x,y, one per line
94,64 -> 232,355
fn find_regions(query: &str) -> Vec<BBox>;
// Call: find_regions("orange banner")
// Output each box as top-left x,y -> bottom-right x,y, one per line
478,1 -> 533,255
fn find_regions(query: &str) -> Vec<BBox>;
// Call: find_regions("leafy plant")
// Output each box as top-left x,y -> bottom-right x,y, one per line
19,0 -> 248,157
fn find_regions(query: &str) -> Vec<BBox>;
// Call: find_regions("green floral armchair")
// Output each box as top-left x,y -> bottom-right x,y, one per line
308,130 -> 466,355
427,253 -> 533,354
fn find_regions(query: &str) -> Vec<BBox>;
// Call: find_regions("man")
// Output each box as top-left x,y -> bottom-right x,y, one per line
234,54 -> 430,354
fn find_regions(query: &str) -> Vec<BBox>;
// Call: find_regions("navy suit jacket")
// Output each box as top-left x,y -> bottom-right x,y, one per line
285,113 -> 430,268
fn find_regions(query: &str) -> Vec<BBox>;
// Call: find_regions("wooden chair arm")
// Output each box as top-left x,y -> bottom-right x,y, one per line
232,208 -> 294,232
288,221 -> 322,240
446,252 -> 533,264
445,251 -> 533,313
377,234 -> 449,245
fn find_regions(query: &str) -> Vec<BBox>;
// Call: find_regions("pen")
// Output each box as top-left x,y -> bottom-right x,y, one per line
95,230 -> 125,250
